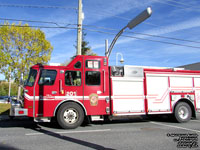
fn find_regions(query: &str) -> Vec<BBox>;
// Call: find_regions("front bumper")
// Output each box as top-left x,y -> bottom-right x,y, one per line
9,99 -> 28,117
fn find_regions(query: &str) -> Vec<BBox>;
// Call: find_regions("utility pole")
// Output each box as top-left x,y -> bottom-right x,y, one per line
77,0 -> 83,55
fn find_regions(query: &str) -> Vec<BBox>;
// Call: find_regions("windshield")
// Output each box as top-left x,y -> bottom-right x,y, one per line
25,69 -> 37,86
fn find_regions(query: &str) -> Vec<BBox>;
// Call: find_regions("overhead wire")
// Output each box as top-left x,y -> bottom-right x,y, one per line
0,3 -> 199,50
83,28 -> 200,49
83,24 -> 200,44
0,24 -> 77,29
152,0 -> 188,9
0,23 -> 200,49
0,3 -> 160,27
166,0 -> 200,9
0,17 -> 77,27
0,4 -> 77,10
0,18 -> 198,45
88,9 -> 159,27
0,3 -> 159,27
152,0 -> 200,10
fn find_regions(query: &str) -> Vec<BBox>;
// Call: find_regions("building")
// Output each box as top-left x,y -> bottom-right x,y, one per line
178,62 -> 200,71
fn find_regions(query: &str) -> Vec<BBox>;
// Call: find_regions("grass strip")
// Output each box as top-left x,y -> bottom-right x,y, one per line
0,103 -> 10,115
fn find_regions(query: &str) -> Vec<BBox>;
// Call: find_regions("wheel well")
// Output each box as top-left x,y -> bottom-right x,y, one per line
54,100 -> 87,117
173,98 -> 196,118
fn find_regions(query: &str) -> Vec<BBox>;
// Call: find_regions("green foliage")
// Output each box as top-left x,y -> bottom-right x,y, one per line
81,32 -> 97,56
62,31 -> 97,65
0,22 -> 53,83
0,103 -> 10,115
74,31 -> 97,56
0,81 -> 18,96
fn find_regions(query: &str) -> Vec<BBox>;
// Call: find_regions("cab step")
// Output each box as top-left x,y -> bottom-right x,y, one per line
34,117 -> 51,122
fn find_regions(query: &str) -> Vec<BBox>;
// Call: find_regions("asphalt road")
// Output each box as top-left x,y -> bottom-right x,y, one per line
1,114 -> 200,150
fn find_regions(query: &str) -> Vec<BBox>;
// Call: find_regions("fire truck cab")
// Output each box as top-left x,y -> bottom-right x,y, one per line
10,55 -> 200,129
11,55 -> 110,128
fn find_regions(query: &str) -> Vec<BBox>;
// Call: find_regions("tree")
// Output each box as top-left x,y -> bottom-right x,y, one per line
62,31 -> 97,65
0,22 -> 53,83
0,81 -> 18,96
81,32 -> 97,56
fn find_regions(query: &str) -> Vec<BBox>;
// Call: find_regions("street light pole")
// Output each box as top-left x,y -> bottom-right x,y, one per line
77,0 -> 83,55
106,7 -> 152,58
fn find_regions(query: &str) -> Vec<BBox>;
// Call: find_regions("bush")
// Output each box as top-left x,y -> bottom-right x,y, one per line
0,81 -> 18,96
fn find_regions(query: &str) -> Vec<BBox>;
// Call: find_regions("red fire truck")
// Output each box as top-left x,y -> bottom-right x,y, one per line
9,7 -> 200,129
10,55 -> 200,129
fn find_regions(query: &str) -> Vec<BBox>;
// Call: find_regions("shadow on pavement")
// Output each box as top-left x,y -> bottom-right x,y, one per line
0,116 -> 116,150
0,114 -> 180,129
0,144 -> 20,150
0,115 -> 192,150
30,124 -> 115,150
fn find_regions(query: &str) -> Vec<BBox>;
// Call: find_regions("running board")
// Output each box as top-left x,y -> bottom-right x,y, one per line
91,115 -> 104,121
34,117 -> 51,122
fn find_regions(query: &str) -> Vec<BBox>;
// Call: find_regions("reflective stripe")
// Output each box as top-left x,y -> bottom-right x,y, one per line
24,93 -> 109,101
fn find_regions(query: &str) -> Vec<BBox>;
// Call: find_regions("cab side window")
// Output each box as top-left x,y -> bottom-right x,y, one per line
74,61 -> 81,69
85,71 -> 100,86
65,71 -> 81,86
38,70 -> 57,85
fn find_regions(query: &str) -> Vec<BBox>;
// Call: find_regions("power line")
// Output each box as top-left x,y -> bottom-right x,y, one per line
83,24 -> 200,44
0,4 -> 77,10
1,24 -> 200,50
0,3 -> 159,27
123,34 -> 200,49
0,17 -> 77,27
2,16 -> 195,44
166,0 -> 200,9
0,18 -> 174,43
152,0 -> 200,10
83,28 -> 200,49
0,24 -> 77,29
152,0 -> 189,9
87,9 -> 160,27
127,31 -> 200,44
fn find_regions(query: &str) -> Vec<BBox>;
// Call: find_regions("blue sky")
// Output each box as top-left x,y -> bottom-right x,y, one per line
1,0 -> 200,80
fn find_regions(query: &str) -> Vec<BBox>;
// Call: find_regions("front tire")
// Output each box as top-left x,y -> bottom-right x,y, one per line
57,102 -> 84,129
174,102 -> 192,123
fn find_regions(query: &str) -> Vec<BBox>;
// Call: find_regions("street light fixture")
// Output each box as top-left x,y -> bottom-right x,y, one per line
116,53 -> 124,66
106,7 -> 152,58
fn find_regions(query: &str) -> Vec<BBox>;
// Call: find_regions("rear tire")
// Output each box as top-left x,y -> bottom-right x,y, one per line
57,102 -> 84,129
174,102 -> 192,123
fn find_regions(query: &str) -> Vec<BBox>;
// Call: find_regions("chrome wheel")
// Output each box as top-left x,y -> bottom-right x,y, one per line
178,106 -> 189,120
57,102 -> 84,129
174,102 -> 192,123
63,108 -> 79,124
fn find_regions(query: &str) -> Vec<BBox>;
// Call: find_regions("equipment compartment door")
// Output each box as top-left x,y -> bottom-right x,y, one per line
146,75 -> 171,114
112,77 -> 145,115
194,77 -> 200,112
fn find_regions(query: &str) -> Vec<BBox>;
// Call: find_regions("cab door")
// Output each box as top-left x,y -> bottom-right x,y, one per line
83,56 -> 110,115
35,68 -> 59,117
60,57 -> 84,105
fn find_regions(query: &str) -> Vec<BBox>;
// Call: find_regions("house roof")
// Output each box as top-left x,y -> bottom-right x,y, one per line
178,62 -> 200,71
